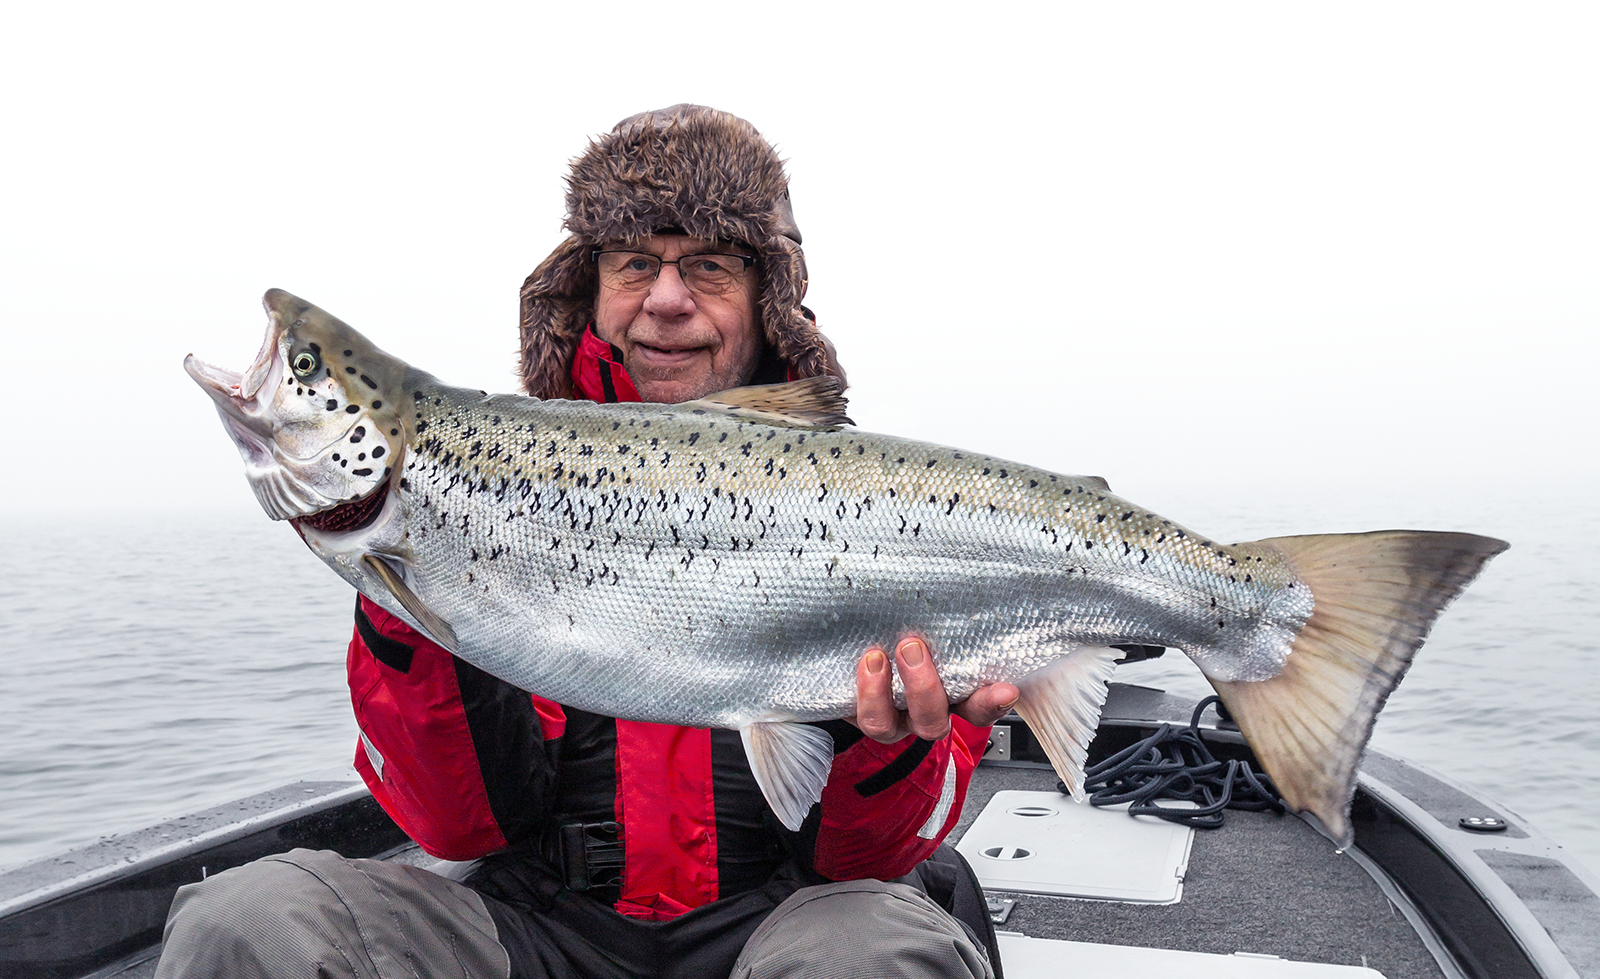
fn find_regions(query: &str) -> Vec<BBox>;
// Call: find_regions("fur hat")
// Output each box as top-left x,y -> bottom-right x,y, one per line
518,104 -> 844,399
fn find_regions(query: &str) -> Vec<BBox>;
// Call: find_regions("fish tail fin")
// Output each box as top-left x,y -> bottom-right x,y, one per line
1012,646 -> 1126,801
1208,531 -> 1507,847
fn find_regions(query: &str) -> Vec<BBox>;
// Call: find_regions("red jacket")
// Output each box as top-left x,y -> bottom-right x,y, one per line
347,328 -> 990,920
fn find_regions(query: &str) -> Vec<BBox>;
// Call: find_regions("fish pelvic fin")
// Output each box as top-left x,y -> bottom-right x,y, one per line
687,376 -> 853,429
361,554 -> 460,654
1012,646 -> 1126,800
740,721 -> 837,832
1209,530 -> 1508,847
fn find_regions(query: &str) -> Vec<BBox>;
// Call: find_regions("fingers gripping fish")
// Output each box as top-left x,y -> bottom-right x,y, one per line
186,290 -> 1507,845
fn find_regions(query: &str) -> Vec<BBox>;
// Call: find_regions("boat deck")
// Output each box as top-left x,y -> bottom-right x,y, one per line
959,763 -> 1444,978
9,682 -> 1599,978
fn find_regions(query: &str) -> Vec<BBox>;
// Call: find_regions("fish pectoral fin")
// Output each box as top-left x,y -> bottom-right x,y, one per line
687,376 -> 852,429
1011,646 -> 1125,801
740,721 -> 837,832
1206,530 -> 1507,848
361,554 -> 460,654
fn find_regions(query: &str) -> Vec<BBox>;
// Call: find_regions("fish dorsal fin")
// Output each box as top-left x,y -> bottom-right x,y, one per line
740,720 -> 837,831
1078,475 -> 1111,493
685,376 -> 852,429
362,554 -> 460,653
1011,646 -> 1125,800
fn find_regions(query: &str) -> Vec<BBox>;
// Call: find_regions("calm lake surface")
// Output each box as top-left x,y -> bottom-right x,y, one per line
3,484 -> 1597,875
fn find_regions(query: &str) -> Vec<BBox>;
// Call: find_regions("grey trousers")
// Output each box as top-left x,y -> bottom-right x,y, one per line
154,848 -> 992,979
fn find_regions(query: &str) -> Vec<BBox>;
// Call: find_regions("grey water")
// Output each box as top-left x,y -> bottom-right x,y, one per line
3,485 -> 1598,878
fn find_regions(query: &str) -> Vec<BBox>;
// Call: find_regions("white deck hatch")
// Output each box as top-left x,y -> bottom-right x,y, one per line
956,790 -> 1194,903
996,935 -> 1387,977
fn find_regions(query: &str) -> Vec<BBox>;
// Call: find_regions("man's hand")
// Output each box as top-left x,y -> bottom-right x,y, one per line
848,637 -> 1020,744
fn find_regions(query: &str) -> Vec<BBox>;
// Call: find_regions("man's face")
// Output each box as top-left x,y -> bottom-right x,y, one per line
592,235 -> 762,404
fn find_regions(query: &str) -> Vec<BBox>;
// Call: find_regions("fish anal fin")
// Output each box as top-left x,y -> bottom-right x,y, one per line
687,376 -> 852,429
740,721 -> 836,831
361,553 -> 460,653
1209,530 -> 1507,848
1011,646 -> 1125,801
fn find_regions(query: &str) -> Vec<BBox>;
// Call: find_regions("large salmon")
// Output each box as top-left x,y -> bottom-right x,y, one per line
186,290 -> 1506,843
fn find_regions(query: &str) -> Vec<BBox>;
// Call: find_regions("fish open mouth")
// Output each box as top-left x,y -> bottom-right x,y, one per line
292,481 -> 391,534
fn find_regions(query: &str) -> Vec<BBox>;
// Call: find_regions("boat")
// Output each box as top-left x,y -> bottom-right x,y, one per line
4,680 -> 1598,979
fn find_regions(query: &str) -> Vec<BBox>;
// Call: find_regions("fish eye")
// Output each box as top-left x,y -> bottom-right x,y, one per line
291,351 -> 320,377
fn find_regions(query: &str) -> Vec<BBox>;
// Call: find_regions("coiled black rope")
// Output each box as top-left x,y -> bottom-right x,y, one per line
1058,696 -> 1284,829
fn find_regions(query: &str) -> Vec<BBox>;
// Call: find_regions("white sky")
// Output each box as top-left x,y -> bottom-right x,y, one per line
2,2 -> 1595,520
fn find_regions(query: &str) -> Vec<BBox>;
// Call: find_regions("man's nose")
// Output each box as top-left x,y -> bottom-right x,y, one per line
643,265 -> 696,316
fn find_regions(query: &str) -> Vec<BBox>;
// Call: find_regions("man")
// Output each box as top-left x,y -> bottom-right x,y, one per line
156,105 -> 1014,979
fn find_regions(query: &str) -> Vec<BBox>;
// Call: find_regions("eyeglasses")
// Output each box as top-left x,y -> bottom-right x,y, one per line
591,250 -> 756,296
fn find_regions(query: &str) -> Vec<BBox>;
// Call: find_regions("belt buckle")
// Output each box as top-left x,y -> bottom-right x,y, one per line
558,820 -> 623,892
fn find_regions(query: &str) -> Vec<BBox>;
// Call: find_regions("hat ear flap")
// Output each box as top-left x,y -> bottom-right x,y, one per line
520,235 -> 596,399
759,236 -> 836,386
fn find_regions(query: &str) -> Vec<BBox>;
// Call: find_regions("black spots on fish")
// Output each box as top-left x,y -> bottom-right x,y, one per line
308,343 -> 323,355
332,452 -> 341,461
570,553 -> 579,572
1029,479 -> 1038,488
855,445 -> 864,455
297,387 -> 304,396
1122,541 -> 1131,555
417,420 -> 429,433
912,523 -> 921,537
1210,597 -> 1217,608
350,426 -> 366,443
325,368 -> 334,379
326,399 -> 339,411
346,405 -> 360,414
1084,540 -> 1095,549
357,453 -> 367,461
1228,574 -> 1237,583
340,459 -> 348,469
345,366 -> 357,375
982,467 -> 991,475
1140,548 -> 1149,564
999,469 -> 1009,479
896,456 -> 906,465
1245,574 -> 1252,583
926,459 -> 936,469
898,515 -> 908,535
1121,512 -> 1133,521
470,548 -> 480,562
887,487 -> 897,499
764,458 -> 775,476
400,477 -> 410,490
781,442 -> 792,453
1095,513 -> 1106,523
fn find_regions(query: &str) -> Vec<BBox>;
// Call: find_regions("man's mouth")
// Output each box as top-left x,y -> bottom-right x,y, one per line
632,342 -> 708,368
